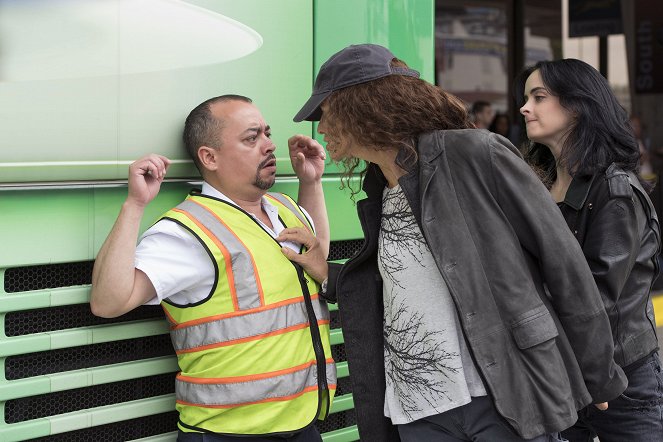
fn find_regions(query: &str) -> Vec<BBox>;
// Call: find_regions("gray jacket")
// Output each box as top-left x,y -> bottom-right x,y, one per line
326,130 -> 627,440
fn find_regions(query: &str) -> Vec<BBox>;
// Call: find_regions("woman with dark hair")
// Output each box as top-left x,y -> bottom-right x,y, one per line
279,44 -> 627,442
516,58 -> 663,441
488,111 -> 510,138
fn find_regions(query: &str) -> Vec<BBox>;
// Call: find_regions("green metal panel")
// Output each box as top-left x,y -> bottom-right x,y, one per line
314,0 -> 435,82
0,320 -> 168,358
0,178 -> 360,271
0,178 -> 359,440
0,0 -> 312,183
0,188 -> 95,267
0,357 -> 179,402
321,425 -> 360,442
129,433 -> 178,442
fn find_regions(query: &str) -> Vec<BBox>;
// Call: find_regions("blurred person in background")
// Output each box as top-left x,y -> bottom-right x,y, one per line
488,111 -> 511,139
470,100 -> 494,129
630,114 -> 655,182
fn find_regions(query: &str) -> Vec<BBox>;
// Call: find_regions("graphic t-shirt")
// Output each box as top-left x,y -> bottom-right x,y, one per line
378,184 -> 486,424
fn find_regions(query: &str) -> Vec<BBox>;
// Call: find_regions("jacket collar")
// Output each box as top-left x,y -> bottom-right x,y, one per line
362,162 -> 388,200
362,145 -> 421,199
418,131 -> 445,164
561,174 -> 595,210
361,131 -> 448,198
362,127 -> 467,193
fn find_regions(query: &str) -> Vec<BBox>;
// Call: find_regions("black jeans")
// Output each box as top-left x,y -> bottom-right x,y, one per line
562,352 -> 663,442
397,396 -> 566,441
177,425 -> 321,442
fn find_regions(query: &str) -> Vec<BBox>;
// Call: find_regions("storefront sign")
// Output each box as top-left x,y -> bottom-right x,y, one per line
634,0 -> 663,94
568,0 -> 622,37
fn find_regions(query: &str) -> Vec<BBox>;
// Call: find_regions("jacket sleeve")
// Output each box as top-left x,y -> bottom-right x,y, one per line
487,136 -> 627,403
581,192 -> 640,314
320,262 -> 342,303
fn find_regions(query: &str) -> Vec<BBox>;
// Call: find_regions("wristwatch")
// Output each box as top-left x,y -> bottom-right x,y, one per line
320,277 -> 328,295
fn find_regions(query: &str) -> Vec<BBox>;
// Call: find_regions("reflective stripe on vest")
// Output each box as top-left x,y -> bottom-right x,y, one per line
265,193 -> 312,231
176,359 -> 336,408
170,293 -> 330,354
173,199 -> 262,311
160,193 -> 336,434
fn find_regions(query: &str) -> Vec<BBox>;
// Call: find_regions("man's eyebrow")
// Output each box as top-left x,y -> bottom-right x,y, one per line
241,125 -> 271,136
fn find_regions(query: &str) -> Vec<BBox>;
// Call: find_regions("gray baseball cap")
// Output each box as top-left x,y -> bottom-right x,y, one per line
293,44 -> 420,122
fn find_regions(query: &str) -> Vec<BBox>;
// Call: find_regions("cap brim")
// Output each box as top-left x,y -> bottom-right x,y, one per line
293,91 -> 331,122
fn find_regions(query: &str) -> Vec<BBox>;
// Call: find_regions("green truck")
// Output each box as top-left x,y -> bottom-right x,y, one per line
0,1 -> 433,440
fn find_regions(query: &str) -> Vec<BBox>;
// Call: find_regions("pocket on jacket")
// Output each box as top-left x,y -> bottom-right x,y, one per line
510,305 -> 559,349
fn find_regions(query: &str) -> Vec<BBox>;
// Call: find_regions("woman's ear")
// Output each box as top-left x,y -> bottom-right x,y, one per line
198,146 -> 218,172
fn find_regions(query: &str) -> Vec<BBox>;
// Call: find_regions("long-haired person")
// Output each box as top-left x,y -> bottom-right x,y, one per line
516,58 -> 663,442
278,43 -> 627,442
488,111 -> 511,138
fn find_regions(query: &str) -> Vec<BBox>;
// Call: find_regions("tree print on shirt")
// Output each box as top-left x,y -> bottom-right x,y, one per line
380,188 -> 461,419
379,188 -> 427,288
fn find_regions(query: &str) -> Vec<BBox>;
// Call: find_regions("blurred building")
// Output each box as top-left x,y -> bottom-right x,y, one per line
434,0 -> 563,148
434,0 -> 663,159
435,2 -> 557,114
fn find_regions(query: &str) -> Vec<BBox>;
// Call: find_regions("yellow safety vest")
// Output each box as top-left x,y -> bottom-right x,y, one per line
160,192 -> 336,435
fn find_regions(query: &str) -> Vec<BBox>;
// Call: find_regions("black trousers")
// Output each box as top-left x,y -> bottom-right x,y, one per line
397,396 -> 566,442
176,425 -> 321,442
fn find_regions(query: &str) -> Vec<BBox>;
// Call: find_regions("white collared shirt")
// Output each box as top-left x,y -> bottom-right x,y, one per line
135,182 -> 312,305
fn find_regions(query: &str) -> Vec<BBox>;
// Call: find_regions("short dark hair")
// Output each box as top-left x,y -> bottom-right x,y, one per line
183,94 -> 252,173
514,59 -> 640,187
471,100 -> 491,115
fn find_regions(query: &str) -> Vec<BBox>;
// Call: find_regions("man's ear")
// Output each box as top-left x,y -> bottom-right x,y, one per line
198,146 -> 218,172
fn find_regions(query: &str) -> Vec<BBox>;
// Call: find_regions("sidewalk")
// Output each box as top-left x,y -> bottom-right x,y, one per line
654,292 -> 663,359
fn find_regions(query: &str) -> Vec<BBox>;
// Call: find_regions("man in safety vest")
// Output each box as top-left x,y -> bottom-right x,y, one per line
90,95 -> 337,441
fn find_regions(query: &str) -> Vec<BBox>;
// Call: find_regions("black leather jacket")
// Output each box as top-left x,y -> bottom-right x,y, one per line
559,164 -> 660,369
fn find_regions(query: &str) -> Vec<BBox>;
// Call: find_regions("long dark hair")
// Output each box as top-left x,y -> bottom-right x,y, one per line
325,59 -> 473,194
488,112 -> 510,137
514,59 -> 642,188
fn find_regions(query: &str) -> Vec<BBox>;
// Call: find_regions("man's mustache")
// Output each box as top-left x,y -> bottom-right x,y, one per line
258,154 -> 276,169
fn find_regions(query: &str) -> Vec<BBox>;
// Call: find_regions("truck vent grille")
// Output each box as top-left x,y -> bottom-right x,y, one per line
329,239 -> 363,261
5,304 -> 165,336
4,238 -> 361,294
6,373 -> 175,423
5,334 -> 174,380
4,261 -> 93,293
317,408 -> 357,434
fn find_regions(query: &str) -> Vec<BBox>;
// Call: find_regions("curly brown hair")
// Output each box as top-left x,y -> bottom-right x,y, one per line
323,59 -> 473,194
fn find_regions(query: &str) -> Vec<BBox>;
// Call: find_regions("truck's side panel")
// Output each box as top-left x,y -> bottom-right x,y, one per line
0,1 -> 433,440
